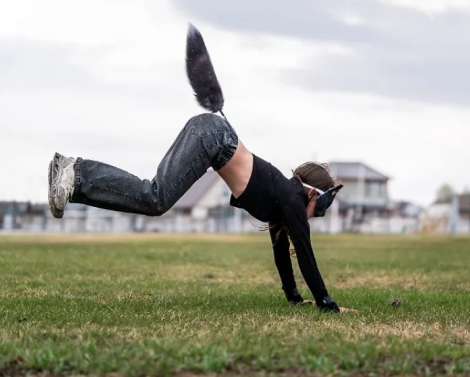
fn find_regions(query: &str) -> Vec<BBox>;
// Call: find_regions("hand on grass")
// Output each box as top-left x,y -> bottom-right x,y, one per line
301,300 -> 359,313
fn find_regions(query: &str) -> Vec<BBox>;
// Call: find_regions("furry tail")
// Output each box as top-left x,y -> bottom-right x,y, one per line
185,24 -> 225,114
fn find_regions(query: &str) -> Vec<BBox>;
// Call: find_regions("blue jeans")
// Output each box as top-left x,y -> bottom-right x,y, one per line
70,113 -> 238,216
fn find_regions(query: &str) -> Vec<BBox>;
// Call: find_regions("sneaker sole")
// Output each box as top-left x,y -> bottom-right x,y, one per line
48,153 -> 64,219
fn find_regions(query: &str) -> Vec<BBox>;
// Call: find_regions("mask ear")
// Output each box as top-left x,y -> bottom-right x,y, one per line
313,184 -> 344,218
331,184 -> 343,196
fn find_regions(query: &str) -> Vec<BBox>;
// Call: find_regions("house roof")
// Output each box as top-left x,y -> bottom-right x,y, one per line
173,169 -> 220,209
328,162 -> 390,181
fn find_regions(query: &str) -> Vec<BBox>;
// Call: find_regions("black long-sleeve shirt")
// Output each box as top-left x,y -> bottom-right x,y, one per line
230,154 -> 329,304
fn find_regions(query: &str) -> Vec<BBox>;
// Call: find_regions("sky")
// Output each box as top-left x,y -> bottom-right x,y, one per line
0,0 -> 469,207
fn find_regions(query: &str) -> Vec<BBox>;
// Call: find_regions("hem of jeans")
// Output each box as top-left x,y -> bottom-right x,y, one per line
70,157 -> 82,203
213,132 -> 239,171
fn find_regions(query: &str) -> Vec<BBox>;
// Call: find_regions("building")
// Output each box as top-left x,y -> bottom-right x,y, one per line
422,193 -> 470,234
0,201 -> 48,231
327,162 -> 391,232
329,161 -> 390,214
460,194 -> 470,233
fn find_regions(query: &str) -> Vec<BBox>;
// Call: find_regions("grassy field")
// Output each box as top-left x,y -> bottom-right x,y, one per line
1,233 -> 470,376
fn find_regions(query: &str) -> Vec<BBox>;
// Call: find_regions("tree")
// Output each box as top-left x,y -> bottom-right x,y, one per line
435,184 -> 455,204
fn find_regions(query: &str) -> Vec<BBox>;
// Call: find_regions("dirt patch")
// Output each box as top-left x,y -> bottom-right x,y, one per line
328,271 -> 466,291
320,320 -> 470,344
268,316 -> 470,345
0,233 -> 263,245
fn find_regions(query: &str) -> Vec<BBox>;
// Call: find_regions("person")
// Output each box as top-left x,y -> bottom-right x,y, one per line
47,24 -> 347,313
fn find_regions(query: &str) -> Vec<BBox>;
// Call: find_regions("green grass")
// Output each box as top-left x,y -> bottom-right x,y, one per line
1,233 -> 470,376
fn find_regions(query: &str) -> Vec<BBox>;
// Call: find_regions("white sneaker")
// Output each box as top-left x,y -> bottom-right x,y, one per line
48,152 -> 76,218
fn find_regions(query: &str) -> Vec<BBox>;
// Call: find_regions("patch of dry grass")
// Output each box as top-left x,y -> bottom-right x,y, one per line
0,232 -> 264,244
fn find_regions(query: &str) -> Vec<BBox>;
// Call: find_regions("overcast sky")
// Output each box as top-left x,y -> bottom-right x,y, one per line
1,0 -> 469,206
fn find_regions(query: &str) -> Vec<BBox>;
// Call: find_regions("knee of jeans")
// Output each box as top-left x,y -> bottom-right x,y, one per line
190,113 -> 229,132
147,202 -> 169,217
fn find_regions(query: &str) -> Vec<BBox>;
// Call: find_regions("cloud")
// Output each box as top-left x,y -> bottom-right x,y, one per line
173,0 -> 470,104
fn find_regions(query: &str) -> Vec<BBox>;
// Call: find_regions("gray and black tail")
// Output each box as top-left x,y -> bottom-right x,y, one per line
185,23 -> 228,122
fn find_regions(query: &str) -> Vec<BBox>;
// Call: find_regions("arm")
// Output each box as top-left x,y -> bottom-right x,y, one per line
280,197 -> 340,312
268,223 -> 303,304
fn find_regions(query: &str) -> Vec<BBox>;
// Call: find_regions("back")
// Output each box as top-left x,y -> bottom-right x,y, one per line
229,154 -> 303,223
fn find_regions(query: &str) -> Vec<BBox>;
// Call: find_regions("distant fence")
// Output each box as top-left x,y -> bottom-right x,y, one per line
1,208 -> 468,235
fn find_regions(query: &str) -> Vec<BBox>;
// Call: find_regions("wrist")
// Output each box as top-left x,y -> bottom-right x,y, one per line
284,286 -> 304,304
313,289 -> 330,306
316,294 -> 340,313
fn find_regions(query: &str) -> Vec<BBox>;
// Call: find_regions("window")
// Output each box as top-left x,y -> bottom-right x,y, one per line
366,182 -> 383,198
